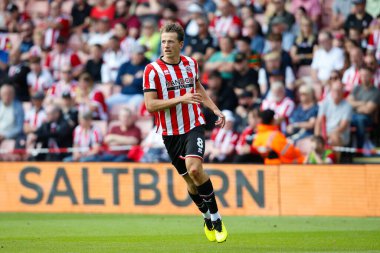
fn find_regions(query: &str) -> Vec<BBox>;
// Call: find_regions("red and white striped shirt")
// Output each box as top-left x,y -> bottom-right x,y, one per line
209,15 -> 242,40
78,89 -> 108,121
143,55 -> 206,136
45,50 -> 82,80
48,80 -> 78,98
368,30 -> 380,62
261,96 -> 295,132
210,127 -> 239,160
342,66 -> 360,92
27,70 -> 54,92
73,125 -> 103,152
24,107 -> 47,129
44,16 -> 70,49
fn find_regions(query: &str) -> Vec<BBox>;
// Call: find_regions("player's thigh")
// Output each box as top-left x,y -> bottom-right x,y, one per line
185,126 -> 205,160
162,134 -> 188,176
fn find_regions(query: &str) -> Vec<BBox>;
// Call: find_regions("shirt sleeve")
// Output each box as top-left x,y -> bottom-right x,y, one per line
143,65 -> 157,92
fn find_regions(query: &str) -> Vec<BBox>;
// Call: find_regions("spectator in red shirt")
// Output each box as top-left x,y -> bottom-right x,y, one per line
90,0 -> 115,21
234,108 -> 263,164
44,1 -> 70,49
111,0 -> 140,39
209,0 -> 242,40
98,107 -> 142,162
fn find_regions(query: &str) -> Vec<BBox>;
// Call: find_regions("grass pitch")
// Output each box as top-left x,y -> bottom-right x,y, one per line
0,213 -> 379,253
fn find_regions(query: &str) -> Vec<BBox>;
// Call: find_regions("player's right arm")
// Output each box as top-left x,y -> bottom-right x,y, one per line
144,91 -> 202,113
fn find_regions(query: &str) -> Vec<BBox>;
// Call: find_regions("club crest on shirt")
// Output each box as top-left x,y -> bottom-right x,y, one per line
185,66 -> 192,73
164,70 -> 170,75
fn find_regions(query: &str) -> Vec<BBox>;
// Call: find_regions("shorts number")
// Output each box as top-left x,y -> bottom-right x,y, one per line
197,138 -> 203,148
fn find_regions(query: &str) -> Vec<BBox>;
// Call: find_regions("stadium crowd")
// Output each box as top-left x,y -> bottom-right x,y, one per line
0,0 -> 379,164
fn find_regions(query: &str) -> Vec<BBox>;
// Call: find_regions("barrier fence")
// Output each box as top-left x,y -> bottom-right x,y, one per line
0,163 -> 379,216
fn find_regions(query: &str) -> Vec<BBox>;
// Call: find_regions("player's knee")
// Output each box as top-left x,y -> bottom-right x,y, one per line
188,165 -> 201,180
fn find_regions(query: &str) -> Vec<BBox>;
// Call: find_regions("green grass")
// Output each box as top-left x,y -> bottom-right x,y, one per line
0,213 -> 379,253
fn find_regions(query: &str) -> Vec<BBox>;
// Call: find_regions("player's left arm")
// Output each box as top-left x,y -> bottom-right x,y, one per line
195,80 -> 225,128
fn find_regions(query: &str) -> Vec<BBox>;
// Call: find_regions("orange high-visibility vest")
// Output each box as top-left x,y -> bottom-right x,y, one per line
253,124 -> 304,164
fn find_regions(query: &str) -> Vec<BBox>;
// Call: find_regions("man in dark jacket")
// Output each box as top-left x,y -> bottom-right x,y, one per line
33,104 -> 72,161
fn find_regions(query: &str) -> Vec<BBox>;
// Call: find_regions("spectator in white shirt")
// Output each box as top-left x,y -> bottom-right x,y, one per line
101,36 -> 129,84
27,56 -> 54,96
86,16 -> 113,47
342,46 -> 364,92
311,31 -> 345,84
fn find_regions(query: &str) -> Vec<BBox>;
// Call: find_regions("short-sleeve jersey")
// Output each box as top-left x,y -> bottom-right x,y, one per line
143,55 -> 206,136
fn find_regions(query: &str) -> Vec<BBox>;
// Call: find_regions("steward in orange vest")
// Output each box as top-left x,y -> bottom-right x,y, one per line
253,110 -> 304,164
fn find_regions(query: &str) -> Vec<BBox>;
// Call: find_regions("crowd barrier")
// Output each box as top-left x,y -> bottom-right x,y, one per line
0,163 -> 379,217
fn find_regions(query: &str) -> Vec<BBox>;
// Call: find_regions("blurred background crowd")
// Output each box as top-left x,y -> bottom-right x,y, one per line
0,0 -> 379,164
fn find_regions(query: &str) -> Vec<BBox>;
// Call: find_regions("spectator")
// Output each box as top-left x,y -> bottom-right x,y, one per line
158,2 -> 183,28
331,0 -> 353,30
138,19 -> 161,61
0,84 -> 24,144
47,65 -> 78,99
70,0 -> 93,34
27,56 -> 54,96
111,0 -> 140,38
311,31 -> 345,83
344,0 -> 373,37
113,23 -> 138,62
367,15 -> 380,63
236,36 -> 261,70
197,0 -> 217,21
258,51 -> 295,98
290,17 -> 316,68
140,126 -> 170,163
29,29 -> 45,59
265,33 -> 293,68
87,16 -> 113,47
33,104 -> 72,161
209,0 -> 242,40
261,81 -> 295,133
184,16 -> 215,61
44,1 -> 70,49
320,70 -> 342,101
44,36 -> 82,80
107,44 -> 149,110
315,81 -> 353,160
18,21 -> 34,59
98,107 -> 142,162
287,84 -> 318,142
1,49 -> 30,102
364,54 -> 380,88
60,91 -> 79,131
268,0 -> 295,34
243,17 -> 265,54
184,3 -> 206,37
347,66 -> 380,149
348,27 -> 366,49
204,36 -> 236,80
365,0 -> 380,18
84,44 -> 103,83
90,0 -> 115,21
291,6 -> 318,36
206,70 -> 238,111
101,36 -> 129,83
291,0 -> 322,25
234,108 -> 263,164
76,72 -> 108,121
230,52 -> 259,97
342,46 -> 364,92
235,91 -> 261,132
63,110 -> 103,162
5,3 -> 30,33
253,109 -> 304,164
266,16 -> 295,52
205,110 -> 239,163
304,135 -> 335,164
135,0 -> 162,19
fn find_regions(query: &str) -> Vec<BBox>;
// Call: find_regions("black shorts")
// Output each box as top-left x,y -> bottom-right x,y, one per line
163,126 -> 205,176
